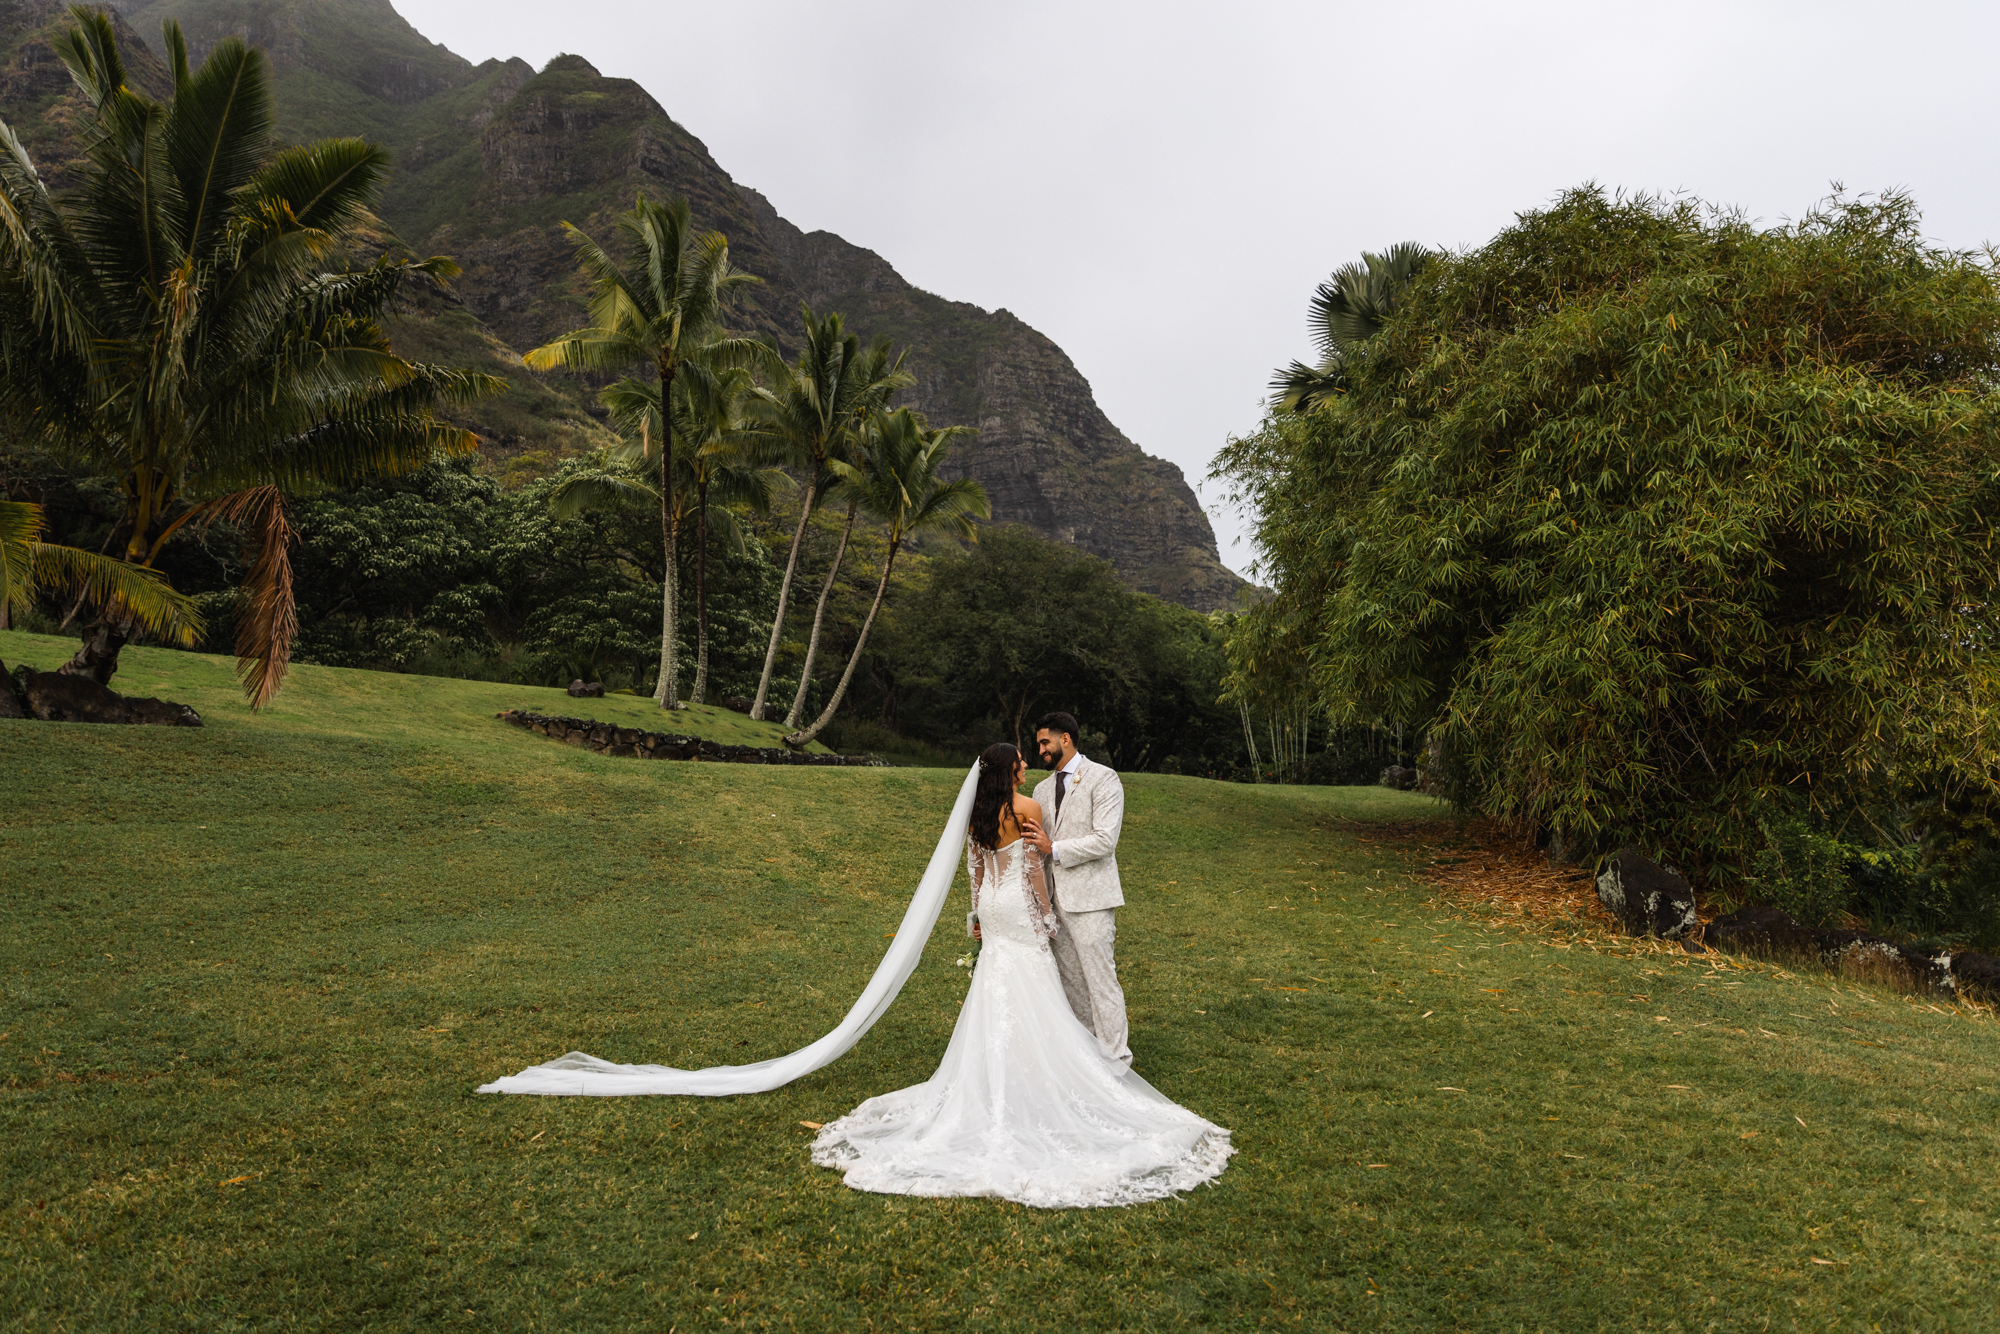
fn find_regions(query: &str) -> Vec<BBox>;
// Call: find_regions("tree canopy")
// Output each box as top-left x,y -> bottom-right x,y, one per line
1217,187 -> 2000,877
0,9 -> 499,704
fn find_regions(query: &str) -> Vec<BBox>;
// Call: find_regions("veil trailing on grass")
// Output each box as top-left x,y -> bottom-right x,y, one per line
477,763 -> 979,1097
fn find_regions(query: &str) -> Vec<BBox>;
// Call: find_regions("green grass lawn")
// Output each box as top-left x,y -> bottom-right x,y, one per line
0,630 -> 832,753
3,631 -> 1997,1331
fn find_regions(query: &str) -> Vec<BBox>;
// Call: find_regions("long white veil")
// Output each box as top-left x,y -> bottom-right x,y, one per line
477,763 -> 979,1097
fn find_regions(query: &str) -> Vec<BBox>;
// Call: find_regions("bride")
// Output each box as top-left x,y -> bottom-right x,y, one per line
478,743 -> 1232,1209
808,743 -> 1232,1207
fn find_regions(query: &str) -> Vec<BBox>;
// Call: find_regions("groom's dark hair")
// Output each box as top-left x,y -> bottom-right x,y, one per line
1035,711 -> 1080,745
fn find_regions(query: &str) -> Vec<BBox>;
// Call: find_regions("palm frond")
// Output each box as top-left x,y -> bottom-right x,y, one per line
246,138 -> 390,236
0,498 -> 38,622
0,119 -> 98,362
196,486 -> 294,709
30,543 -> 204,645
1307,242 -> 1434,359
1269,358 -> 1346,413
547,468 -> 659,521
163,34 -> 272,258
906,475 -> 991,543
523,332 -> 651,374
570,217 -> 655,338
53,6 -> 129,110
2,498 -> 203,643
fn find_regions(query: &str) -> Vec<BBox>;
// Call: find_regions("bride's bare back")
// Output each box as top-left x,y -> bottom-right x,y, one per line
993,793 -> 1043,850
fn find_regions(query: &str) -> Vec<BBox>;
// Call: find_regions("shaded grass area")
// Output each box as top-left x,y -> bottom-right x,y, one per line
2,639 -> 1997,1330
0,631 -> 832,754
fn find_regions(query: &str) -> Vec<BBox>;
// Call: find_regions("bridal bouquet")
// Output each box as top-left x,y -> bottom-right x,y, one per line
955,912 -> 981,972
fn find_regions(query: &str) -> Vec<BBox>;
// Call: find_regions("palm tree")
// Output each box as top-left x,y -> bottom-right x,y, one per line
1270,242 -> 1432,413
0,11 -> 499,705
560,365 -> 789,702
783,409 -> 987,749
782,439 -> 866,730
523,195 -> 763,710
0,499 -> 201,644
744,308 -> 911,721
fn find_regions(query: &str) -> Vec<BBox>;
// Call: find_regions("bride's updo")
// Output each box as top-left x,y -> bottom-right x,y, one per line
969,742 -> 1022,850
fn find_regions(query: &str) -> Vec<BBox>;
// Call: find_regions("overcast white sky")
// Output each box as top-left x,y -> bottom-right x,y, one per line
399,0 -> 2000,578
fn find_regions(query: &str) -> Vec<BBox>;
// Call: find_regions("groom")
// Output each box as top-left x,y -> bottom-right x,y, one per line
1021,712 -> 1132,1069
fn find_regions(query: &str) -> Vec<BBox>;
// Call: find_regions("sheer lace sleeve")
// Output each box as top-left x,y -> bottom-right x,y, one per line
965,836 -> 985,931
1023,844 -> 1059,941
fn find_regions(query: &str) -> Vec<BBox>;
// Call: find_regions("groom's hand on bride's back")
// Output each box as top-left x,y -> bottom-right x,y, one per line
1020,818 -> 1053,856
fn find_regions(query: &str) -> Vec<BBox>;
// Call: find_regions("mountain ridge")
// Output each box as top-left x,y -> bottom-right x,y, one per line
7,0 -> 1247,609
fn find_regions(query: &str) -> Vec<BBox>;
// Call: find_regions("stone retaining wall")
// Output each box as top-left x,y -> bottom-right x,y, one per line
497,709 -> 888,767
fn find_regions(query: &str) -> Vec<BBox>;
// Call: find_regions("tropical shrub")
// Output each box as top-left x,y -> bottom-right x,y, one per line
1216,187 -> 2000,882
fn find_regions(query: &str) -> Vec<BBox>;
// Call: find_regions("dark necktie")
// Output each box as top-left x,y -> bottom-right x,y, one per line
1047,769 -> 1069,891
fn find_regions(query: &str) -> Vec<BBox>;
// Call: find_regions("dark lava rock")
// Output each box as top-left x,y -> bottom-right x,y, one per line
566,680 -> 604,698
1954,952 -> 2000,1003
1378,765 -> 1419,791
123,696 -> 202,726
1708,904 -> 1958,997
721,695 -> 753,714
1706,904 -> 1818,955
21,672 -> 201,725
1595,847 -> 1699,939
0,661 -> 23,720
26,671 -> 130,723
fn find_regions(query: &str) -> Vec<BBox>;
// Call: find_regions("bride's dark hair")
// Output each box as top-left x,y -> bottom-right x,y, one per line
969,742 -> 1022,850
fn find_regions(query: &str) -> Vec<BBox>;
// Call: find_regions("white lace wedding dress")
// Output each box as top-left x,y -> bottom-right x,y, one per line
809,835 -> 1234,1208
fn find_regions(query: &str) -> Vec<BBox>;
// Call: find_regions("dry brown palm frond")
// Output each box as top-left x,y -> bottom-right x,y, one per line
195,486 -> 296,710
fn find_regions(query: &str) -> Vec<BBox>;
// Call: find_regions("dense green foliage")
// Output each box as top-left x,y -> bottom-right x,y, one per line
5,628 -> 1997,1331
1219,189 -> 2000,899
287,459 -> 783,696
0,10 -> 497,702
853,526 -> 1243,775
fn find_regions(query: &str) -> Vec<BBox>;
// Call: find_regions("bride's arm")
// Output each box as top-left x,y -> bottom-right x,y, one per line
1017,797 -> 1058,929
965,837 -> 983,937
1026,847 -> 1056,925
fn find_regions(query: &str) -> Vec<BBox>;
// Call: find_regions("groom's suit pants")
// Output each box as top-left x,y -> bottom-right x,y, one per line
1051,903 -> 1131,1068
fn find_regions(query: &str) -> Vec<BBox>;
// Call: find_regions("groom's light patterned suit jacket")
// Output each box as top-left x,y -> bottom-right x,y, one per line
1032,754 -> 1126,914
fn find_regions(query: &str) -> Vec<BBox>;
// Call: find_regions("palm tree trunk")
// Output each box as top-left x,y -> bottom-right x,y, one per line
748,479 -> 815,721
784,498 -> 857,729
61,498 -> 145,684
691,478 -> 711,705
61,611 -> 130,684
785,541 -> 897,748
654,368 -> 681,710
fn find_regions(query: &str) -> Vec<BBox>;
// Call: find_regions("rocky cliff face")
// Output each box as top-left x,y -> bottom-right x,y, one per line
438,51 -> 1243,608
0,0 -> 168,187
14,0 -> 1247,610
